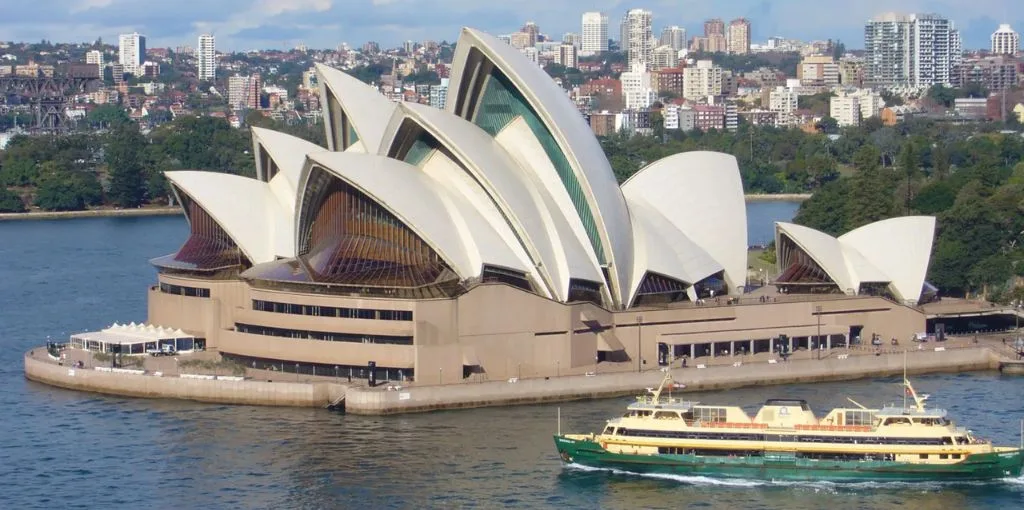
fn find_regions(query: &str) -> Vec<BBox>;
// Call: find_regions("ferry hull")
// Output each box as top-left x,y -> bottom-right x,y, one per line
554,436 -> 1024,482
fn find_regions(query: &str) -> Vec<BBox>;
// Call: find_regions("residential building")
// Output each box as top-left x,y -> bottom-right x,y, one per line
197,34 -> 216,82
1014,103 -> 1024,123
652,68 -> 685,97
228,74 -> 261,110
830,89 -> 885,126
563,32 -> 581,49
429,79 -> 449,109
728,19 -> 751,55
110,63 -> 125,85
705,19 -> 725,36
520,47 -> 539,65
683,60 -> 723,100
704,18 -> 728,53
621,68 -> 656,110
799,55 -> 840,87
992,24 -> 1020,55
85,50 -> 103,75
953,56 -> 1019,91
769,86 -> 799,126
864,13 -> 961,88
509,32 -> 533,49
581,12 -> 609,55
521,21 -> 540,47
693,104 -> 725,130
556,43 -> 578,69
141,61 -> 160,79
724,99 -> 738,132
740,109 -> 779,126
652,45 -> 679,70
118,32 -> 146,75
589,111 -> 620,136
581,78 -> 623,112
660,26 -> 686,51
623,9 -> 654,71
839,56 -> 866,87
953,97 -> 988,119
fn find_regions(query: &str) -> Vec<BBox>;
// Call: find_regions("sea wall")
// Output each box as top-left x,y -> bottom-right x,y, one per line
0,207 -> 181,222
344,347 -> 998,415
23,353 -> 345,407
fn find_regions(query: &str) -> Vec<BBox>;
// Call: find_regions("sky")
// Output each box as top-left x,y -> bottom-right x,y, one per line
0,0 -> 1020,52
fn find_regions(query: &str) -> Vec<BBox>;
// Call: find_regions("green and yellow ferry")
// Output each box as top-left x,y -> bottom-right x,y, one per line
554,375 -> 1023,482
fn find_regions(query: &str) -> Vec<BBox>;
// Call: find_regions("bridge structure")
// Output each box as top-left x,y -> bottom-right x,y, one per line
0,64 -> 102,132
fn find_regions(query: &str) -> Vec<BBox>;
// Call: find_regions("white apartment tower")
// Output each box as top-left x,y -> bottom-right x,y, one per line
581,12 -> 609,55
991,24 -> 1020,55
118,32 -> 146,76
864,13 -> 961,88
660,26 -> 687,52
556,43 -> 579,69
768,86 -> 798,126
623,9 -> 654,71
197,34 -> 216,81
85,50 -> 103,74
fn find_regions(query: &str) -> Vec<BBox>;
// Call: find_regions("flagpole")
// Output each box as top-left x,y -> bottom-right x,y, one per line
903,350 -> 907,410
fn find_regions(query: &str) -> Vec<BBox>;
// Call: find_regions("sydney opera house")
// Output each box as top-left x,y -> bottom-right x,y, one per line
148,28 -> 937,385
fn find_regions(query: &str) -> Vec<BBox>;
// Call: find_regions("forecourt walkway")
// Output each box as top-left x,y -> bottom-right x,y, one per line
25,334 -> 1007,415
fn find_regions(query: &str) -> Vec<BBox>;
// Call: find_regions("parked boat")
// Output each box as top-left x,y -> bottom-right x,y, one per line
554,374 -> 1023,481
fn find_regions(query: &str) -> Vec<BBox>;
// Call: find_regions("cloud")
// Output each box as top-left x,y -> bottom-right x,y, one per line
69,0 -> 115,13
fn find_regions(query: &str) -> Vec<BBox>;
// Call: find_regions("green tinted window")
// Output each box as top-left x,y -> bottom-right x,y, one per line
471,70 -> 605,263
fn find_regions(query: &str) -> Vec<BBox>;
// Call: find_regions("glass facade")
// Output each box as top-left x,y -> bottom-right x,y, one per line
403,137 -> 436,167
252,299 -> 412,321
471,67 -> 606,264
158,191 -> 250,272
159,282 -> 211,298
235,323 -> 413,345
297,168 -> 454,288
222,353 -> 413,382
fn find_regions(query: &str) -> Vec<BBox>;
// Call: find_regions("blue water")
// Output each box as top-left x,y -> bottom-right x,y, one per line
3,207 -> 1024,509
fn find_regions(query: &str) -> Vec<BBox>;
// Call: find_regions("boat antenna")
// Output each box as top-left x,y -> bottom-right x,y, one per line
557,407 -> 561,436
847,397 -> 868,410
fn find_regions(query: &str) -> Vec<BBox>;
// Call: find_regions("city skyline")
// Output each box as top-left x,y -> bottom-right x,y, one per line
0,0 -> 1021,52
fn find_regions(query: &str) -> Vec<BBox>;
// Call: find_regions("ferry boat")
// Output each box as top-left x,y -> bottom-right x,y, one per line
554,374 -> 1023,482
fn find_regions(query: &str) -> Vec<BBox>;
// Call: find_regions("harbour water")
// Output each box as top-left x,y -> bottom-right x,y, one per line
3,205 -> 1023,509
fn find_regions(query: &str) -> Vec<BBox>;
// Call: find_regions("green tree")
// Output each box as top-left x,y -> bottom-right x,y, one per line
105,121 -> 149,207
0,187 -> 25,212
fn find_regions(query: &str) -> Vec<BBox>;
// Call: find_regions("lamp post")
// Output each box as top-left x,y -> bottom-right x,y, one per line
815,305 -> 822,360
636,315 -> 643,373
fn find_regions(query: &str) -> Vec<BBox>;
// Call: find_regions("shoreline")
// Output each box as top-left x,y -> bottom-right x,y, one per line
0,195 -> 810,222
0,206 -> 182,221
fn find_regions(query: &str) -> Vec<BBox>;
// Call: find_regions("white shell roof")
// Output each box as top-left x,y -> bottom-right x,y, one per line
622,152 -> 748,294
300,152 -> 531,281
839,216 -> 936,302
379,102 -> 604,301
626,197 -> 724,305
448,28 -> 634,307
316,63 -> 396,153
165,171 -> 292,264
251,126 -> 324,194
775,216 -> 936,302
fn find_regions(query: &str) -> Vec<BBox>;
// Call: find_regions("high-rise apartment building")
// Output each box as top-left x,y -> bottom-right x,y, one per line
864,13 -> 961,88
683,60 -> 723,100
228,74 -> 261,110
728,18 -> 751,55
563,32 -> 581,49
85,50 -> 103,75
660,26 -> 686,51
197,34 -> 216,82
623,9 -> 654,71
768,86 -> 799,126
704,19 -> 725,36
429,79 -> 449,109
118,32 -> 146,76
991,24 -> 1020,55
621,68 -> 656,110
581,12 -> 609,55
652,46 -> 679,70
556,43 -> 579,69
798,55 -> 840,86
521,21 -> 540,47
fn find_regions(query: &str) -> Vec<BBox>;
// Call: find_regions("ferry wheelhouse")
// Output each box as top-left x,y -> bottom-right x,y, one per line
554,375 -> 1023,481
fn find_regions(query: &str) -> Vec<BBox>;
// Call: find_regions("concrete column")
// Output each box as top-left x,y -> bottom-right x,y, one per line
690,344 -> 695,359
711,342 -> 716,358
769,338 -> 774,354
826,335 -> 832,350
749,340 -> 754,355
729,341 -> 735,357
789,337 -> 794,353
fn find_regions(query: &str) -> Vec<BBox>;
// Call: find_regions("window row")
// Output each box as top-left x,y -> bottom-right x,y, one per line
235,323 -> 413,345
159,282 -> 211,298
252,299 -> 413,321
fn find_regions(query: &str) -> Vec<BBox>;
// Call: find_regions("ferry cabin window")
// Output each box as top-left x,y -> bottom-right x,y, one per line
952,454 -> 961,459
884,417 -> 913,426
603,426 -> 613,434
694,407 -> 727,423
939,454 -> 949,459
919,454 -> 929,459
654,411 -> 680,420
844,410 -> 874,426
